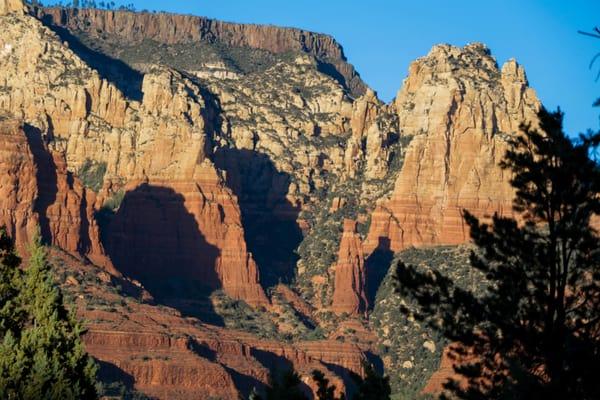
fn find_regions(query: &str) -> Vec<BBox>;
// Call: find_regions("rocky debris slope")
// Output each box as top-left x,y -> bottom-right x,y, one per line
370,245 -> 486,397
364,43 -> 540,254
51,249 -> 365,399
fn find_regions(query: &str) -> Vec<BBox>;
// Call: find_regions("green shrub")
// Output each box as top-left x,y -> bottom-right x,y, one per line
78,159 -> 107,192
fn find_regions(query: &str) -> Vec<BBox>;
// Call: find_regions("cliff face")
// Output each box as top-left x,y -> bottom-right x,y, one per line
0,118 -> 112,269
35,6 -> 367,97
0,7 -> 267,306
0,2 -> 549,398
105,175 -> 268,306
364,43 -> 540,254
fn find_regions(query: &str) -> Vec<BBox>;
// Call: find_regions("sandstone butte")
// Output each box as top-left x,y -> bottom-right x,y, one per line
363,43 -> 540,255
0,0 -> 546,398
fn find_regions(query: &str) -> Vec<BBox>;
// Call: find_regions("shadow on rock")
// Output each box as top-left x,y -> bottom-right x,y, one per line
24,124 -> 57,244
365,236 -> 394,309
214,147 -> 302,289
98,183 -> 224,325
38,14 -> 144,101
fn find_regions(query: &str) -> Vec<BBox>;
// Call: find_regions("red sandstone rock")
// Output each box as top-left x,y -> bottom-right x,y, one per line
0,119 -> 40,252
53,250 -> 366,399
0,119 -> 113,270
421,345 -> 467,395
331,219 -> 368,316
106,173 -> 268,307
364,44 -> 540,255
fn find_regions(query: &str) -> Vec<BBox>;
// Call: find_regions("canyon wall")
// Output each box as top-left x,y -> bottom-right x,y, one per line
35,6 -> 367,97
0,118 -> 111,269
0,6 -> 267,306
0,1 -> 551,398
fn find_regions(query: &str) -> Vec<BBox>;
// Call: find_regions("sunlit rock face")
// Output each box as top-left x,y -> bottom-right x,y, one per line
0,9 -> 268,306
0,4 -> 547,398
364,43 -> 540,255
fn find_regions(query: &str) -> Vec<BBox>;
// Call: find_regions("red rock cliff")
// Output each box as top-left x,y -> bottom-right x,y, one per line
364,44 -> 540,254
0,119 -> 112,269
106,169 -> 268,306
0,10 -> 267,306
35,6 -> 366,97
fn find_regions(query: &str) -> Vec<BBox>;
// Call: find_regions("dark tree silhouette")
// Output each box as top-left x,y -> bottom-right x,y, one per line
395,108 -> 600,399
350,363 -> 391,400
312,370 -> 343,400
251,368 -> 308,400
578,25 -> 600,106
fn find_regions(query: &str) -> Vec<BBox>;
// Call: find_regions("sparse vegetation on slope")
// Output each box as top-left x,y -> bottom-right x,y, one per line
371,245 -> 488,398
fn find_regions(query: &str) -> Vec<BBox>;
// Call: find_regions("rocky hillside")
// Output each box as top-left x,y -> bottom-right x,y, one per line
0,1 -> 542,398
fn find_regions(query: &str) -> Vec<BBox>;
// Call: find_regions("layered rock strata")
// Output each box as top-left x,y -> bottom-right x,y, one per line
0,118 -> 112,269
35,6 -> 367,97
54,251 -> 365,399
0,8 -> 267,305
364,44 -> 540,254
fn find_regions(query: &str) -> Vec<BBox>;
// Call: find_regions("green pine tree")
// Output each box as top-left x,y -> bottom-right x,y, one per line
0,229 -> 98,399
0,228 -> 23,337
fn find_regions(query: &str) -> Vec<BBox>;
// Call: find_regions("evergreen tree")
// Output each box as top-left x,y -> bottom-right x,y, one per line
253,367 -> 308,400
394,108 -> 600,399
312,369 -> 344,400
0,229 -> 98,399
0,228 -> 23,337
351,363 -> 391,400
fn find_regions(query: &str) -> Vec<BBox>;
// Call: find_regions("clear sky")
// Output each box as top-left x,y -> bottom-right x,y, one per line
57,0 -> 600,135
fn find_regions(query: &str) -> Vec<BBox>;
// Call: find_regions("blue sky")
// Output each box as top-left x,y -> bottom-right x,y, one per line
54,0 -> 600,135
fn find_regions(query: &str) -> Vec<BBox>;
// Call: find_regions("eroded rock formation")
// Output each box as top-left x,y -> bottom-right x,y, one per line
35,6 -> 367,97
0,4 -> 549,398
0,9 -> 267,306
331,219 -> 368,316
0,118 -> 112,269
364,43 -> 540,254
53,250 -> 364,399
105,174 -> 268,306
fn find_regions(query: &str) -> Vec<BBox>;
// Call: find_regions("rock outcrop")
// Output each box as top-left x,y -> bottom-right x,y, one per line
53,251 -> 365,399
0,118 -> 112,269
364,43 -> 540,254
331,219 -> 368,316
35,6 -> 367,97
0,5 -> 550,398
0,9 -> 267,305
0,0 -> 24,15
105,173 -> 268,306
